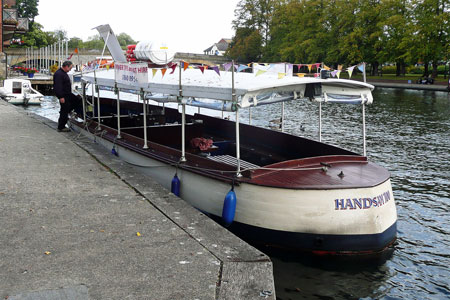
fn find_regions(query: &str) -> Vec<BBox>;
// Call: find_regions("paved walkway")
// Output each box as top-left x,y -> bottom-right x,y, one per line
0,101 -> 275,300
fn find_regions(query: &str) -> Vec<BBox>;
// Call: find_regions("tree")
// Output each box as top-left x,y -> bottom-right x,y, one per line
68,37 -> 83,49
350,0 -> 384,75
16,0 -> 39,22
53,29 -> 68,42
226,27 -> 262,63
230,0 -> 276,59
117,33 -> 136,47
377,0 -> 413,76
21,22 -> 49,47
83,35 -> 105,50
266,0 -> 326,63
412,0 -> 450,77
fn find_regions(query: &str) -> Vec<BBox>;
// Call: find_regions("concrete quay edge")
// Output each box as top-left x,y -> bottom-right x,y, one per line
0,101 -> 275,300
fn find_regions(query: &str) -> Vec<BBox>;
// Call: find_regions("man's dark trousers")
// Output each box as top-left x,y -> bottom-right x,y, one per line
57,94 -> 79,130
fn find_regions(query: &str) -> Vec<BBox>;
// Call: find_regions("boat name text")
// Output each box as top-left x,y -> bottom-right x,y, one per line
334,191 -> 391,210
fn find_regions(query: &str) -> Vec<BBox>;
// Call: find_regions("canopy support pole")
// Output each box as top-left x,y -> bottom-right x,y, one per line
363,102 -> 366,156
141,88 -> 148,149
362,62 -> 367,156
232,60 -> 242,177
249,107 -> 252,125
236,109 -> 242,177
96,84 -> 101,131
81,81 -> 86,124
115,83 -> 121,139
318,101 -> 322,142
181,104 -> 187,162
179,64 -> 186,163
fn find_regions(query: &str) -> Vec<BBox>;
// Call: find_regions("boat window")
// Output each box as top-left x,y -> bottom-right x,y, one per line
23,83 -> 31,93
12,82 -> 21,94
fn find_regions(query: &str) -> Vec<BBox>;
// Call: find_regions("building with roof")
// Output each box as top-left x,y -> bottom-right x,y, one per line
203,38 -> 231,56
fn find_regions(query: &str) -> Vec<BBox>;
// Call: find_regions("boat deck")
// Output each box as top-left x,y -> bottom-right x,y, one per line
247,156 -> 390,189
73,99 -> 390,190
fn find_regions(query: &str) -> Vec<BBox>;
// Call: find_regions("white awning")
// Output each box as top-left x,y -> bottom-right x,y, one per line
82,67 -> 374,111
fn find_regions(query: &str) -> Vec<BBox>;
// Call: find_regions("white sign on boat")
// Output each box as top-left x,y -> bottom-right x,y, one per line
115,62 -> 149,88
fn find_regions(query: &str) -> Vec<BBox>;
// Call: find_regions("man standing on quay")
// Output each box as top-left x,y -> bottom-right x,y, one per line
53,60 -> 78,132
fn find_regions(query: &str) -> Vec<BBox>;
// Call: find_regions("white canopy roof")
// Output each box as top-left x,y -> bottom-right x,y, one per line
81,67 -> 374,109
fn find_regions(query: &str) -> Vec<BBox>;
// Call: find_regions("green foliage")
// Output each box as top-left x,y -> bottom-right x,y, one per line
53,29 -> 68,41
228,0 -> 450,76
20,22 -> 48,47
226,27 -> 262,63
82,35 -> 105,50
68,37 -> 83,49
117,33 -> 137,48
380,66 -> 397,74
16,0 -> 39,21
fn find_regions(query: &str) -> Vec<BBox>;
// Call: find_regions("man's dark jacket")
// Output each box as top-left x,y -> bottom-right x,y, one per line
53,68 -> 71,99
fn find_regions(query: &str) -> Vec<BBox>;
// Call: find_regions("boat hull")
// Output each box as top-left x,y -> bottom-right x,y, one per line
71,122 -> 397,254
5,97 -> 42,105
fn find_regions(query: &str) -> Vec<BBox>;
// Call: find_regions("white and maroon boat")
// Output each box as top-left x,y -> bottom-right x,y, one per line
69,25 -> 397,255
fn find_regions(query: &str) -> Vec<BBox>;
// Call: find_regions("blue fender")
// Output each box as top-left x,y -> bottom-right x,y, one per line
222,187 -> 237,226
171,173 -> 180,197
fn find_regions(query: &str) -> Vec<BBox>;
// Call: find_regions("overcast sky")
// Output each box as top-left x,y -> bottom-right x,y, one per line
35,0 -> 240,54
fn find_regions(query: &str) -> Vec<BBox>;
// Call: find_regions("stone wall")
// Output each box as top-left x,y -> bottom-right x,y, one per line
0,52 -> 7,81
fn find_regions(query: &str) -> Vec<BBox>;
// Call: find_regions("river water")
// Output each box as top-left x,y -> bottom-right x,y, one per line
25,88 -> 450,300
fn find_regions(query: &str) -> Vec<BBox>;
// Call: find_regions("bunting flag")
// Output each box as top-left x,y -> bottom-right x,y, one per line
198,66 -> 206,74
255,69 -> 267,77
336,70 -> 341,79
181,61 -> 190,71
307,64 -> 312,72
106,65 -> 110,70
358,63 -> 365,73
347,66 -> 355,78
211,66 -> 220,76
323,64 -> 331,71
297,73 -> 305,78
161,68 -> 167,78
331,70 -> 339,77
169,63 -> 178,74
237,65 -> 250,72
278,72 -> 286,79
152,69 -> 158,78
223,62 -> 232,72
338,64 -> 343,71
74,48 -> 79,54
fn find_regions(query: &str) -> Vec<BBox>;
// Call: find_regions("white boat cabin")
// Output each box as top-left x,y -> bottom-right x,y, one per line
0,79 -> 43,105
